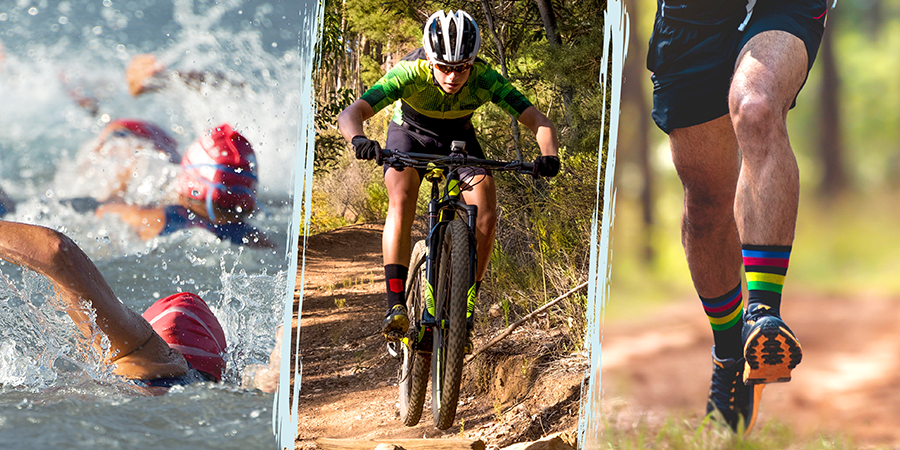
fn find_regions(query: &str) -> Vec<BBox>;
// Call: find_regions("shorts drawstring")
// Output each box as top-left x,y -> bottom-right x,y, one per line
738,0 -> 757,31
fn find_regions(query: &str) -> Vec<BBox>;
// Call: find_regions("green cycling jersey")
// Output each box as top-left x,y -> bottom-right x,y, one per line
360,48 -> 533,128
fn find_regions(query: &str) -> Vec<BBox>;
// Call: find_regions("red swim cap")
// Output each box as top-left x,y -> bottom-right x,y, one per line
99,119 -> 180,163
177,124 -> 257,214
142,292 -> 227,382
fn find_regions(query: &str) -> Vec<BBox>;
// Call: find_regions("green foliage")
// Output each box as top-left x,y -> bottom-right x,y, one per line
359,55 -> 385,90
345,0 -> 420,49
313,88 -> 355,174
314,0 -> 344,72
309,190 -> 349,234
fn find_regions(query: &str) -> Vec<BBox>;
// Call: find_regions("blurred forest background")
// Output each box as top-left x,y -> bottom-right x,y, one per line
308,0 -> 608,347
609,0 -> 900,320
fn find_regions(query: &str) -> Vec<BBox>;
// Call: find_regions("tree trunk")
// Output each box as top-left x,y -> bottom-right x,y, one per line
623,0 -> 655,263
534,0 -> 576,137
817,12 -> 848,197
357,35 -> 366,96
534,0 -> 560,46
338,0 -> 346,91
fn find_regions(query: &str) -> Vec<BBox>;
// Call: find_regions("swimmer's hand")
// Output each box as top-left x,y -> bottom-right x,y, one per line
241,364 -> 279,393
126,54 -> 167,96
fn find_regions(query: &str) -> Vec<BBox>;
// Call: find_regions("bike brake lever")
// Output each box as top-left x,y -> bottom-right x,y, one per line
376,148 -> 389,166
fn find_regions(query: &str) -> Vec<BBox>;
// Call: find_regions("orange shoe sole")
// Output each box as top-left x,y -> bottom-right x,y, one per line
744,322 -> 802,384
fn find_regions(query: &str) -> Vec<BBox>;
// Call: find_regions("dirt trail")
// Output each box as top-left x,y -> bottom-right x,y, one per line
601,292 -> 900,447
293,224 -> 900,448
292,223 -> 583,449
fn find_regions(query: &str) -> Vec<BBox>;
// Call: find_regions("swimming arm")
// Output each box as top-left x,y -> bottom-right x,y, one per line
96,203 -> 167,240
0,220 -> 188,380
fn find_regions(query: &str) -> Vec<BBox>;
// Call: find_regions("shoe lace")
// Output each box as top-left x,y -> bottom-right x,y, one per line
709,361 -> 748,418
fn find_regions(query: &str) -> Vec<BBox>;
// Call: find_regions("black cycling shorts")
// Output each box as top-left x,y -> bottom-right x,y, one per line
384,120 -> 492,180
647,0 -> 827,134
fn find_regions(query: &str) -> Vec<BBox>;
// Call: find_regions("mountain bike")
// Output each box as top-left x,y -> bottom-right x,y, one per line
379,141 -> 535,430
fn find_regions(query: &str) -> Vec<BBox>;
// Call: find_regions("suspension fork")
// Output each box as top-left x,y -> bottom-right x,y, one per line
423,183 -> 440,321
465,203 -> 478,321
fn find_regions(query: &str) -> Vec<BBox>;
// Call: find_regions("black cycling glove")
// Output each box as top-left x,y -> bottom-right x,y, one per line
351,135 -> 381,161
533,155 -> 560,178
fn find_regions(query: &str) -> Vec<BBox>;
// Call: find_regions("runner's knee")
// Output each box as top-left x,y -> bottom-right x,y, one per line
729,90 -> 783,139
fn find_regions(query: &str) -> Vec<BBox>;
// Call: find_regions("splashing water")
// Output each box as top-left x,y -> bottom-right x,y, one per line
0,267 -> 118,392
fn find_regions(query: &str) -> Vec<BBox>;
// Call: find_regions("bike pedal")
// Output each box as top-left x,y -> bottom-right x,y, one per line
384,330 -> 405,342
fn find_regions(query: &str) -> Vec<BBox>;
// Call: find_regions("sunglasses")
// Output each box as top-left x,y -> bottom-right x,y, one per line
434,63 -> 472,74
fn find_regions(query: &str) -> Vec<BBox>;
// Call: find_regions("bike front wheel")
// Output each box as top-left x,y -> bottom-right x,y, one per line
431,219 -> 471,430
398,239 -> 431,426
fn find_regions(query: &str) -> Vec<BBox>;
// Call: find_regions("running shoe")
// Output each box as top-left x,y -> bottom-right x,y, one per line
382,304 -> 410,341
706,346 -> 764,434
742,304 -> 802,384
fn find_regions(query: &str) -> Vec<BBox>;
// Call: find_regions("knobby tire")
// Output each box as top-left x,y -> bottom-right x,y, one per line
431,219 -> 470,430
399,240 -> 430,426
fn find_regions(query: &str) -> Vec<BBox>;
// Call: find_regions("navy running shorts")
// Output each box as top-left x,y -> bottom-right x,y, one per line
383,120 -> 492,180
647,0 -> 828,134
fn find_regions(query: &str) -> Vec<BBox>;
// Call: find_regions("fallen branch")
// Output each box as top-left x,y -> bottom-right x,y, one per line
465,281 -> 589,364
315,438 -> 486,450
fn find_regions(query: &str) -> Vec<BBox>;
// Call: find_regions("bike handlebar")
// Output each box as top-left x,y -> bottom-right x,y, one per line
376,149 -> 537,177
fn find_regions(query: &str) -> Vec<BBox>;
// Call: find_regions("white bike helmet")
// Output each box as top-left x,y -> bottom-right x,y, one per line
422,10 -> 481,65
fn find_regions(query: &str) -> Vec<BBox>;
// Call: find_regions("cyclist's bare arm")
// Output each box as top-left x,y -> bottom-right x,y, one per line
0,220 -> 188,380
338,99 -> 377,142
517,106 -> 560,157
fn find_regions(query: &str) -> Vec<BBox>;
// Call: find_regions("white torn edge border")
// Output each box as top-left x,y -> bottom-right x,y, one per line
274,1 -> 322,448
577,0 -> 629,449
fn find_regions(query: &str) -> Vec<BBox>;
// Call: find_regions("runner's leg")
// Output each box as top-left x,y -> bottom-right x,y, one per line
730,30 -> 807,249
729,29 -> 809,383
669,115 -> 745,359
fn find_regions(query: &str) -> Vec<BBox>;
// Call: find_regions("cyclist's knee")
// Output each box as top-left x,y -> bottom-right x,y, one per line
387,189 -> 419,213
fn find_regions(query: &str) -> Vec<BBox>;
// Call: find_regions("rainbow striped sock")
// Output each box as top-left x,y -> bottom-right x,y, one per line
742,244 -> 791,314
701,283 -> 743,359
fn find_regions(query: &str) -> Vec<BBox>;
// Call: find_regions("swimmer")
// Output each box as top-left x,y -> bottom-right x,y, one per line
57,118 -> 181,210
96,123 -> 275,249
0,220 -> 226,393
126,53 -> 245,97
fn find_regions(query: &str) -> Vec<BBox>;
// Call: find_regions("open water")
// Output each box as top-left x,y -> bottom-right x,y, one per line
0,0 -> 308,448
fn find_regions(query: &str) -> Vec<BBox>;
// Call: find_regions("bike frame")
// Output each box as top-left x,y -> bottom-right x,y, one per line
419,152 -> 478,341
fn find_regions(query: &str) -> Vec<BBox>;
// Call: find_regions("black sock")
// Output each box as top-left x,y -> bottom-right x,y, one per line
700,283 -> 744,360
384,264 -> 408,310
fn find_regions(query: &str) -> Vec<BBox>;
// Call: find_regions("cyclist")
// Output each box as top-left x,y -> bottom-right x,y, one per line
646,0 -> 826,433
337,10 -> 561,343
